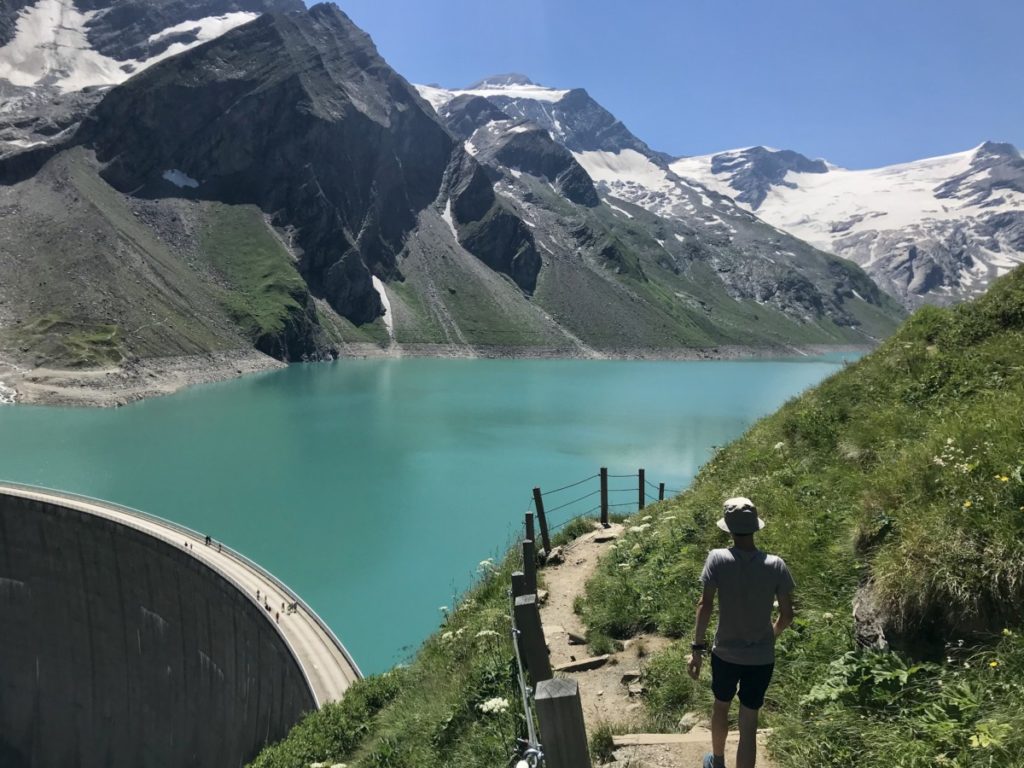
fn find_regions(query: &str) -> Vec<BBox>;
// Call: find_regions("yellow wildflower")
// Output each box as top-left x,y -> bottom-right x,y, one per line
1003,628 -> 1014,636
990,660 -> 999,668
963,500 -> 973,508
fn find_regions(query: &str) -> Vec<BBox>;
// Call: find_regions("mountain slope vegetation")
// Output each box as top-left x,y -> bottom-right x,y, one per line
249,266 -> 1024,768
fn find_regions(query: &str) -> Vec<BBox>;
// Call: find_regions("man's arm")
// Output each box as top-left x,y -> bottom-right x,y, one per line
773,592 -> 794,637
687,584 -> 716,679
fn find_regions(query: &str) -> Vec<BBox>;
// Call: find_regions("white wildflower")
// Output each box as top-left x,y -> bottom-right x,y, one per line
478,559 -> 497,573
477,697 -> 510,714
947,438 -> 955,445
641,516 -> 653,522
932,456 -> 946,467
441,631 -> 454,642
822,612 -> 834,621
475,630 -> 500,639
662,515 -> 676,521
773,441 -> 785,451
439,606 -> 449,613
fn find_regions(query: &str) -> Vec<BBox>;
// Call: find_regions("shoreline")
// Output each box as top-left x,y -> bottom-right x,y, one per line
0,342 -> 871,408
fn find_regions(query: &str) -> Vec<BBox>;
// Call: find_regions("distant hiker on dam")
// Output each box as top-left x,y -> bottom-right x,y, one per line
688,497 -> 795,768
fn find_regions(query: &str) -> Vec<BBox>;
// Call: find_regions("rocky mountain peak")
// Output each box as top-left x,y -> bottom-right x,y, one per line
466,73 -> 536,89
705,146 -> 829,210
975,140 -> 1021,161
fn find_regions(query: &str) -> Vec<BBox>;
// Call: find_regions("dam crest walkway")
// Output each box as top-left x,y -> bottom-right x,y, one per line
0,482 -> 361,706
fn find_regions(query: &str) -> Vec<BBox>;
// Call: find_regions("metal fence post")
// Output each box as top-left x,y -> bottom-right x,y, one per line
638,468 -> 645,510
659,482 -> 665,501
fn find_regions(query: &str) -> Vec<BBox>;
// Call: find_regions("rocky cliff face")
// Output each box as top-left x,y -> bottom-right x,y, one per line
71,4 -> 539,324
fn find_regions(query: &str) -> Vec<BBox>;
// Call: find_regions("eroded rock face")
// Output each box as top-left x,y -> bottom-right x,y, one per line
449,151 -> 542,293
75,5 -> 456,324
441,95 -> 599,208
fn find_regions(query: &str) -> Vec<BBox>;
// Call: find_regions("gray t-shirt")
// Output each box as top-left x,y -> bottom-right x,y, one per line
699,547 -> 795,666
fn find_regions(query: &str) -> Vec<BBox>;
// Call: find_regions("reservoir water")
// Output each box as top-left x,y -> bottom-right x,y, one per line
0,356 -> 852,673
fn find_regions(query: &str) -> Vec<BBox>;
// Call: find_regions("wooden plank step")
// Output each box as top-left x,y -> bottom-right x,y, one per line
613,729 -> 773,747
552,654 -> 610,672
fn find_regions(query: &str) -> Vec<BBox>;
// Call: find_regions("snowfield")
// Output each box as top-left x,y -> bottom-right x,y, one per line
0,0 -> 258,92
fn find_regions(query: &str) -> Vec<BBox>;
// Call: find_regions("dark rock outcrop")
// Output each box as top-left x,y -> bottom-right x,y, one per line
709,146 -> 829,209
449,152 -> 542,293
74,4 -> 456,324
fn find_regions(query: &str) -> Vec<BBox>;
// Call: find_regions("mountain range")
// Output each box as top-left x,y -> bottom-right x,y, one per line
0,2 -> 919,401
673,142 -> 1024,308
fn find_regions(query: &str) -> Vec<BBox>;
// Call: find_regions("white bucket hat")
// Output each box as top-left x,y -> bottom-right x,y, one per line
717,497 -> 765,534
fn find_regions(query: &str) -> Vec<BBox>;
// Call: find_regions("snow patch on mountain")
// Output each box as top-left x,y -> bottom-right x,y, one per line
371,276 -> 394,340
162,169 -> 200,188
0,0 -> 258,91
574,149 -> 675,195
441,198 -> 458,241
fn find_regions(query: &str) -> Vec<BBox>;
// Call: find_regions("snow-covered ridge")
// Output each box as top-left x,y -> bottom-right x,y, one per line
671,143 -> 1024,305
0,0 -> 259,92
671,146 -> 989,244
414,81 -> 570,113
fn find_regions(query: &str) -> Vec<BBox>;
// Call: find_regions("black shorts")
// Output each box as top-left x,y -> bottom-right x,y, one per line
710,653 -> 775,710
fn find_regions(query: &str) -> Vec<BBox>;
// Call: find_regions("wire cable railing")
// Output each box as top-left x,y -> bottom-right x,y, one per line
524,467 -> 684,552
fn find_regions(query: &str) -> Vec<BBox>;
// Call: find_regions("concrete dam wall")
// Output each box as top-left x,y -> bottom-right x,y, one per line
0,491 -> 319,768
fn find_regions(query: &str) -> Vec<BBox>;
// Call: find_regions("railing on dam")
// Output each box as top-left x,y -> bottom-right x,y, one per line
0,480 -> 361,705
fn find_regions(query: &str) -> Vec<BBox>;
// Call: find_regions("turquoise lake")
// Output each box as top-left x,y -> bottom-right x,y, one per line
0,356 -> 854,673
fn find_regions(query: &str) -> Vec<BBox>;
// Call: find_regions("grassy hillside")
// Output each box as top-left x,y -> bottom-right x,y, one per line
581,265 -> 1024,766
250,267 -> 1022,768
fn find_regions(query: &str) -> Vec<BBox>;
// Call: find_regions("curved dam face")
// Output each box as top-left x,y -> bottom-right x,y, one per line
0,492 -> 317,768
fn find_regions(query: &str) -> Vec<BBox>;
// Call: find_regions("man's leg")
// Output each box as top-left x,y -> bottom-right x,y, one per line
711,698 -> 731,766
735,704 -> 758,768
734,662 -> 773,768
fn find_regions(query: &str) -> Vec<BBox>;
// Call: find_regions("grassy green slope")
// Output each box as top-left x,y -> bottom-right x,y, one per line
199,203 -> 307,341
526,184 -> 905,351
0,150 -> 260,367
581,266 -> 1024,766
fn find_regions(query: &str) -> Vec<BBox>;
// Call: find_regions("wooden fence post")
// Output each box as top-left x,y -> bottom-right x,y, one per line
599,467 -> 609,527
638,468 -> 645,510
511,571 -> 528,600
659,482 -> 665,501
533,487 -> 552,554
513,594 -> 552,684
525,511 -> 535,543
523,539 -> 537,594
536,677 -> 592,768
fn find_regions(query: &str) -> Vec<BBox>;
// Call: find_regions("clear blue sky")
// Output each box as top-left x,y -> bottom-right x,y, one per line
309,0 -> 1023,169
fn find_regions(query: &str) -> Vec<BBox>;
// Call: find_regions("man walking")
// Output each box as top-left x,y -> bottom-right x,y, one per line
687,497 -> 795,768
